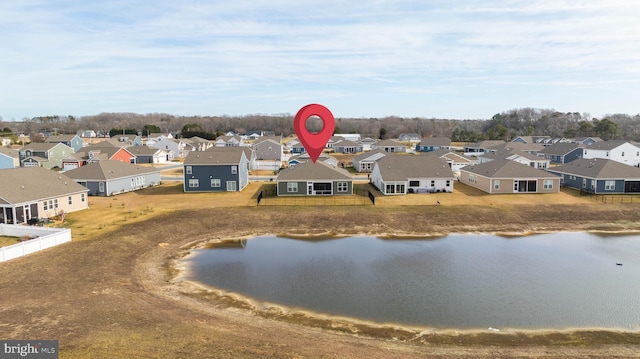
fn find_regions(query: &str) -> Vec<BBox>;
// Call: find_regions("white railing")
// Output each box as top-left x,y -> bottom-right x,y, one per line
0,224 -> 72,262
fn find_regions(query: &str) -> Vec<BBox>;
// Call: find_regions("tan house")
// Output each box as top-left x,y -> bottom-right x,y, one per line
460,159 -> 560,194
0,167 -> 89,224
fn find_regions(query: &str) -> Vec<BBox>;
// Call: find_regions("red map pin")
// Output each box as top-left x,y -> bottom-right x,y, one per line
293,104 -> 335,163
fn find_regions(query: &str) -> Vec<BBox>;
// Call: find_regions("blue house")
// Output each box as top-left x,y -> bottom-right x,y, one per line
291,143 -> 306,154
537,143 -> 584,164
183,147 -> 249,192
548,158 -> 640,194
0,148 -> 19,169
416,137 -> 451,152
46,134 -> 84,153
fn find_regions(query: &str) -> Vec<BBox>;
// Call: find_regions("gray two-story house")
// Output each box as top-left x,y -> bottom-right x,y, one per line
183,147 -> 249,192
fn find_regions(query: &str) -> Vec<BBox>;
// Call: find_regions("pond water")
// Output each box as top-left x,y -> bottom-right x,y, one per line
185,232 -> 640,330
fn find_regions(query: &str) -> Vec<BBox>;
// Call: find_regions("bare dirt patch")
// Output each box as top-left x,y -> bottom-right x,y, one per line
2,184 -> 640,358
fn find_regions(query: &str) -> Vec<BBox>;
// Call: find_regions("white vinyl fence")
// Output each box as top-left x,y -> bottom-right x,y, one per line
0,224 -> 72,262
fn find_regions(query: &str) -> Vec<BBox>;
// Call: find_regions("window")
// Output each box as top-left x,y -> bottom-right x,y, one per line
44,201 -> 48,210
446,180 -> 451,187
386,184 -> 395,194
81,193 -> 85,202
605,180 -> 615,191
188,179 -> 199,188
468,174 -> 477,184
287,182 -> 298,192
582,179 -> 587,188
54,199 -> 58,208
622,152 -> 625,157
494,180 -> 500,190
395,184 -> 405,193
543,180 -> 553,189
231,166 -> 237,174
99,182 -> 105,192
430,180 -> 435,186
337,182 -> 348,192
68,196 -> 72,205
211,179 -> 221,187
186,166 -> 192,174
131,178 -> 135,187
409,180 -> 420,187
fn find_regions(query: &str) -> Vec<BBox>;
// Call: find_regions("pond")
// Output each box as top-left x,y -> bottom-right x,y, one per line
184,232 -> 640,330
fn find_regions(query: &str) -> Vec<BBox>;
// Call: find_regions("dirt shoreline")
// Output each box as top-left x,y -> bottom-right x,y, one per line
171,230 -> 640,343
3,205 -> 640,358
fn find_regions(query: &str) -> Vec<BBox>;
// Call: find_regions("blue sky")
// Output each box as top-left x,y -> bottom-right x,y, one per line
1,0 -> 639,121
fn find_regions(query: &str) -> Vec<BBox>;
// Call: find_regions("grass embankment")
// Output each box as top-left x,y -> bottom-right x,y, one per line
0,235 -> 20,247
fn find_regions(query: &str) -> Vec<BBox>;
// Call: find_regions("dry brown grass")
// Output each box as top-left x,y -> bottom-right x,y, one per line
0,235 -> 20,247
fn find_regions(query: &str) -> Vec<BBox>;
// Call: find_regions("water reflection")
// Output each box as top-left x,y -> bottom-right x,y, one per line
186,233 -> 640,330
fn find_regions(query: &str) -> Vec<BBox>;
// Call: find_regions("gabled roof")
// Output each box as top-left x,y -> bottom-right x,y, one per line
21,142 -> 60,152
375,155 -> 453,181
289,152 -> 336,164
45,134 -> 78,142
488,142 -> 545,153
418,137 -> 451,146
424,149 -> 472,164
481,149 -> 544,162
549,158 -> 640,179
0,147 -> 19,159
205,146 -> 253,159
372,139 -> 404,147
353,150 -> 386,162
465,140 -> 506,148
185,147 -> 246,165
0,167 -> 87,205
334,139 -> 359,147
358,137 -> 377,144
572,136 -> 602,143
83,143 -> 133,160
276,161 -> 351,181
584,140 -> 638,151
64,160 -> 160,181
462,159 -> 558,179
126,146 -> 164,156
253,136 -> 282,145
538,142 -> 583,156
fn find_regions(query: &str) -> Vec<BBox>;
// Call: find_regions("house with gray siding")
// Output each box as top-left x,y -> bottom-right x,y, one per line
371,139 -> 406,153
416,137 -> 451,152
0,167 -> 88,224
538,142 -> 584,164
548,158 -> 640,194
64,160 -> 161,196
333,139 -> 363,154
276,161 -> 352,196
183,147 -> 249,192
463,140 -> 506,155
19,142 -> 74,169
459,159 -> 560,194
251,137 -> 283,171
126,146 -> 170,164
371,155 -> 454,195
46,134 -> 84,152
352,150 -> 386,173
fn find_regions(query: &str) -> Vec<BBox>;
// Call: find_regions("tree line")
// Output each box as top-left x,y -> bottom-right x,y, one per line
1,108 -> 638,142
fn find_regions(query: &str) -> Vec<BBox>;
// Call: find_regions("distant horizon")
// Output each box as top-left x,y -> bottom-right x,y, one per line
2,1 -> 639,121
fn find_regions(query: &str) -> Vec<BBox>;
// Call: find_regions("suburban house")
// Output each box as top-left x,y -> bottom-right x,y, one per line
371,155 -> 455,195
205,146 -> 255,173
80,130 -> 97,138
214,135 -> 244,147
371,139 -> 406,153
459,159 -> 560,194
19,142 -> 74,169
335,134 -> 362,142
424,149 -> 474,176
352,150 -> 386,173
571,137 -> 602,146
582,140 -> 640,167
326,136 -> 346,149
511,136 -> 552,144
416,137 -> 451,152
108,134 -> 143,147
1,137 -> 13,146
478,150 -> 550,169
333,139 -> 363,154
537,142 -> 584,164
288,153 -> 338,168
149,138 -> 190,158
0,167 -> 88,224
398,133 -> 421,143
252,137 -> 283,171
126,146 -> 171,164
183,147 -> 249,192
45,134 -> 84,152
185,136 -> 214,152
291,143 -> 306,154
486,141 -> 545,155
64,160 -> 161,196
276,161 -> 353,196
548,158 -> 640,194
146,132 -> 173,145
83,143 -> 137,164
358,137 -> 377,151
0,148 -> 20,169
463,140 -> 506,155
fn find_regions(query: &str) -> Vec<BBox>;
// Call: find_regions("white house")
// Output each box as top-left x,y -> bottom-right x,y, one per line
582,140 -> 640,167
